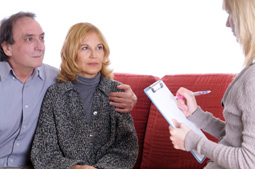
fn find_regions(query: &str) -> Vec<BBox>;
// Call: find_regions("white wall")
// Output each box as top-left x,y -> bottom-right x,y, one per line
1,0 -> 244,78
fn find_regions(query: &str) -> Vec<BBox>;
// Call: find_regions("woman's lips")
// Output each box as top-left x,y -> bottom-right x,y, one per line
88,63 -> 98,66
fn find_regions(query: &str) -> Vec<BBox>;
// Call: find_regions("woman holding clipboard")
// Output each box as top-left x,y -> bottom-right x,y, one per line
169,0 -> 255,168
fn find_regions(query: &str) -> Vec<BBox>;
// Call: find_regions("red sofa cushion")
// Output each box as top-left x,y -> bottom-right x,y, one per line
141,74 -> 235,169
114,73 -> 159,169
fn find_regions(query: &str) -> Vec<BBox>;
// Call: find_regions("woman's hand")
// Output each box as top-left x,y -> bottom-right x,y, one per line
176,87 -> 198,117
169,120 -> 190,151
109,84 -> 137,113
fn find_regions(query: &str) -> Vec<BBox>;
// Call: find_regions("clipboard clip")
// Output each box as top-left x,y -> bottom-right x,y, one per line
149,80 -> 164,93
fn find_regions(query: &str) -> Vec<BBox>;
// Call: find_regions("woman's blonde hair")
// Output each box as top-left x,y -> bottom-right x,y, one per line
223,0 -> 255,66
58,22 -> 113,82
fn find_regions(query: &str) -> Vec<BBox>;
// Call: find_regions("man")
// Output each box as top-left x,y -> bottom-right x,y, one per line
0,12 -> 137,169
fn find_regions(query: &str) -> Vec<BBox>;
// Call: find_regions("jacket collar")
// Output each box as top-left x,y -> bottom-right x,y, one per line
61,76 -> 112,96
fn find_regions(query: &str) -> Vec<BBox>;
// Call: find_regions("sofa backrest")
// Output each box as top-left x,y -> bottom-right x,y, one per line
140,74 -> 235,169
114,73 -> 159,169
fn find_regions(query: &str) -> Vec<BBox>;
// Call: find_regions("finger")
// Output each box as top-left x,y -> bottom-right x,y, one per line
169,126 -> 174,135
177,102 -> 187,111
169,127 -> 177,136
172,119 -> 180,128
169,126 -> 172,130
109,101 -> 126,108
177,98 -> 186,105
116,84 -> 131,91
109,92 -> 129,98
110,101 -> 132,112
173,144 -> 180,150
176,87 -> 186,97
116,84 -> 137,101
176,87 -> 192,95
109,96 -> 128,103
109,95 -> 134,107
180,123 -> 190,131
115,107 -> 129,113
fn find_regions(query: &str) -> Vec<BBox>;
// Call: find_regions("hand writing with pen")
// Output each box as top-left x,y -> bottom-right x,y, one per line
169,87 -> 200,151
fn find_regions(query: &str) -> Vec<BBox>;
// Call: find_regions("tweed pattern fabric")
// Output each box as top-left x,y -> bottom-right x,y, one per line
31,77 -> 138,169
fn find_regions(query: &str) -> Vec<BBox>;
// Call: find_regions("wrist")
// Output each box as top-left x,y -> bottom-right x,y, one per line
191,106 -> 198,115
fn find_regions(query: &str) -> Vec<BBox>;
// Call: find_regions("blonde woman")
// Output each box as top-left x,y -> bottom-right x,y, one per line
31,22 -> 138,169
169,0 -> 255,169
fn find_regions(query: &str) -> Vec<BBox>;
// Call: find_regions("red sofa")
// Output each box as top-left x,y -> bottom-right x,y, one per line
114,73 -> 235,169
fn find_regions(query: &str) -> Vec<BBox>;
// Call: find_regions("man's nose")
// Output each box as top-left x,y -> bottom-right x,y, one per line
35,39 -> 45,51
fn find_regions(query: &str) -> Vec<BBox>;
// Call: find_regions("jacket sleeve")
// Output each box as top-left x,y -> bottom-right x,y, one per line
30,87 -> 83,169
94,112 -> 139,169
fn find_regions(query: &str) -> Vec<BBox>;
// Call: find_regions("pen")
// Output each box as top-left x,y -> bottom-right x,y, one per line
175,90 -> 211,99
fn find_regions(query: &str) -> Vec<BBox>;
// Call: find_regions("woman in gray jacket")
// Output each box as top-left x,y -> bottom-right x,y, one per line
31,22 -> 138,169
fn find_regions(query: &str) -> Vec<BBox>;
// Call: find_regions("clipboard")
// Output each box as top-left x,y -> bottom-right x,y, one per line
144,80 -> 206,163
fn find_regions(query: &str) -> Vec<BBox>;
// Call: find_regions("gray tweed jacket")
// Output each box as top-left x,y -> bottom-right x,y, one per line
31,77 -> 138,169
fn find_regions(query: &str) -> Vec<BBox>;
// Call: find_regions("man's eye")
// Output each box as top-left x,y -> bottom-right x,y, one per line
40,36 -> 45,41
26,38 -> 33,42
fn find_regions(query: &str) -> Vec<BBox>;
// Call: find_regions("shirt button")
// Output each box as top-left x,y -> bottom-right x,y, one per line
25,105 -> 29,108
16,143 -> 20,146
23,125 -> 26,129
10,159 -> 14,162
12,77 -> 15,80
93,111 -> 97,115
90,134 -> 93,137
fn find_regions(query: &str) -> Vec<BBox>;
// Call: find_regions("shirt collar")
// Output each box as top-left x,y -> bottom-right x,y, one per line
0,61 -> 44,82
36,65 -> 44,81
0,61 -> 12,82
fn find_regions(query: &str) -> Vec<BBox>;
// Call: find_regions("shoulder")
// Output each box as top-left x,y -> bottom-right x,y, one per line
39,64 -> 59,80
46,81 -> 74,96
99,77 -> 122,94
240,64 -> 255,85
234,64 -> 255,98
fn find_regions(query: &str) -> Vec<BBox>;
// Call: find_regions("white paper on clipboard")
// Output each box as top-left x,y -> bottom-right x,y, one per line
144,80 -> 207,163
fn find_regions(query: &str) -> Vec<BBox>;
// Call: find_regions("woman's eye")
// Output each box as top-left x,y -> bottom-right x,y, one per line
82,46 -> 88,50
97,45 -> 104,50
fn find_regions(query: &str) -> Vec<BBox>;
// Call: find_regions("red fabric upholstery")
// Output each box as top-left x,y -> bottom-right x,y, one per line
140,74 -> 235,169
114,73 -> 159,169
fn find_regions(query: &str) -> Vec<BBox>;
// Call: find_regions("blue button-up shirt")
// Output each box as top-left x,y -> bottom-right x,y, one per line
0,61 -> 58,167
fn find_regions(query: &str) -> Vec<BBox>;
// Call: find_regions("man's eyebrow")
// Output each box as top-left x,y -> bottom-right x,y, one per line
24,34 -> 35,37
24,32 -> 45,37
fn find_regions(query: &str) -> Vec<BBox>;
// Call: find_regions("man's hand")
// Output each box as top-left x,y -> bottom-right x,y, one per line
109,84 -> 137,113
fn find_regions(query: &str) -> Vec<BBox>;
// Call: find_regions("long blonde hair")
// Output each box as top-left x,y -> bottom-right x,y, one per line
58,22 -> 113,82
223,0 -> 255,66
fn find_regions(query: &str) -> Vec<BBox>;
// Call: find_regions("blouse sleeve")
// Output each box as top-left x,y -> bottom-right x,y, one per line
188,106 -> 226,140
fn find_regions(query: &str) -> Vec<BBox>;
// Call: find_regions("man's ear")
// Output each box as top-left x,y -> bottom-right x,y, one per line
1,41 -> 12,56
